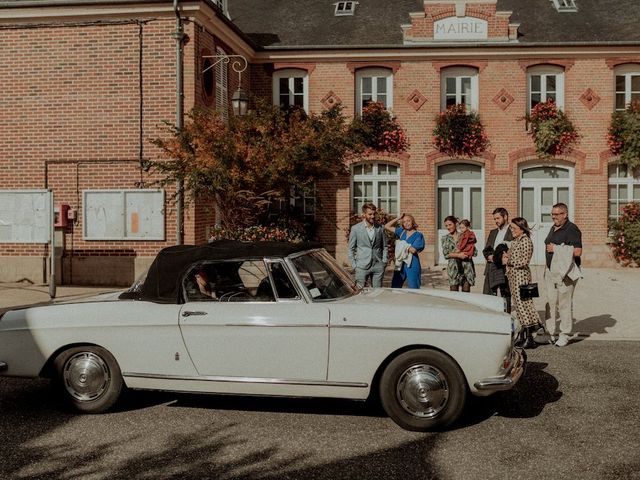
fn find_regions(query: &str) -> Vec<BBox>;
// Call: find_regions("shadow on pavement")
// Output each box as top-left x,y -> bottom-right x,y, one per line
164,392 -> 386,418
459,361 -> 561,427
573,314 -> 617,337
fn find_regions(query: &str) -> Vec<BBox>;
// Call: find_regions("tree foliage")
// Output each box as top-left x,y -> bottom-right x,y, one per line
151,100 -> 358,230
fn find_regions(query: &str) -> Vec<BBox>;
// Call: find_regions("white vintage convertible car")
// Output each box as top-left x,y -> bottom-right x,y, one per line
0,241 -> 525,431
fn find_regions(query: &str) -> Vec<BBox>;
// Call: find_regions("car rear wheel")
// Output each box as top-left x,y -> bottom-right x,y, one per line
53,346 -> 123,413
379,349 -> 467,431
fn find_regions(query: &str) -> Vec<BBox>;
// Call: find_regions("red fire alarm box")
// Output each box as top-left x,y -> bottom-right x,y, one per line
54,203 -> 70,227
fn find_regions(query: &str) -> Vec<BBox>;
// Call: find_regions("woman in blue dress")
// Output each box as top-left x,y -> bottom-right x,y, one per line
384,213 -> 425,289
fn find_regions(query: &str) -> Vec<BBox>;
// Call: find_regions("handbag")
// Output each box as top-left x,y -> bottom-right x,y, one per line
519,282 -> 539,299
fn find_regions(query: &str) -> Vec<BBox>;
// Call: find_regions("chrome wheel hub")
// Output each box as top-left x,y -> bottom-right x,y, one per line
396,364 -> 449,418
63,352 -> 110,402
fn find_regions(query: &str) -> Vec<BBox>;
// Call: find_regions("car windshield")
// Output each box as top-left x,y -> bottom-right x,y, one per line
290,250 -> 358,301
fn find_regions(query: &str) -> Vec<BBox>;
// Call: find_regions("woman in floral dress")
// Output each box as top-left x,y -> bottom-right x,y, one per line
502,217 -> 541,348
441,216 -> 475,292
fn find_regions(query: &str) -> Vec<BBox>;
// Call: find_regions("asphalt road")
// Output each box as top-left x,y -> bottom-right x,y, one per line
1,340 -> 639,480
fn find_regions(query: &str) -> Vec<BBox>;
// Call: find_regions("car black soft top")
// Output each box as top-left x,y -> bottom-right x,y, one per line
139,240 -> 322,303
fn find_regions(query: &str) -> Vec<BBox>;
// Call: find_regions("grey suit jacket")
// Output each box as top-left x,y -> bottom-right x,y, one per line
348,221 -> 388,270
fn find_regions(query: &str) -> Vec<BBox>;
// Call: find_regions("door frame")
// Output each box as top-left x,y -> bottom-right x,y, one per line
519,163 -> 574,265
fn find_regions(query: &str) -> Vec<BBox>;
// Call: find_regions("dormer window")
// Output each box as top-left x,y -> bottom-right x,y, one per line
335,1 -> 357,16
551,0 -> 578,12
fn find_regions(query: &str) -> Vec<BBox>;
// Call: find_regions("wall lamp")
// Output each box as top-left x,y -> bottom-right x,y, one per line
202,54 -> 249,116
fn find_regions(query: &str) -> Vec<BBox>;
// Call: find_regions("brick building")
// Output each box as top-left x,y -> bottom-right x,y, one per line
1,0 -> 639,285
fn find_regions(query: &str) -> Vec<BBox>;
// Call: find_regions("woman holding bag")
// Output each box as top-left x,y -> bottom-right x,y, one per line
502,217 -> 541,349
384,213 -> 425,289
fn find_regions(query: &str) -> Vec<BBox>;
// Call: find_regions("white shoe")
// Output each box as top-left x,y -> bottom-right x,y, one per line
555,336 -> 570,347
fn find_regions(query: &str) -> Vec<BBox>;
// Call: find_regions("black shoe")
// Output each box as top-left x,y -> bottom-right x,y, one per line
522,326 -> 537,349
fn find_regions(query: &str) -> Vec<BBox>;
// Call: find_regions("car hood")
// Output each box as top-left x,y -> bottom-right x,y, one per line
329,288 -> 511,335
340,287 -> 505,313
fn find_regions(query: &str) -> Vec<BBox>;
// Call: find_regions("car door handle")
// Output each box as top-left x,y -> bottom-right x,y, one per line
182,311 -> 208,317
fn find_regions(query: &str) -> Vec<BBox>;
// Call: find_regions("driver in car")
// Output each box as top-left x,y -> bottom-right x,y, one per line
194,269 -> 217,300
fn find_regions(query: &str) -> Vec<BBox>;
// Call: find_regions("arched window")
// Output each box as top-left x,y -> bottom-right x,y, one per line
355,68 -> 393,115
615,64 -> 640,111
440,67 -> 479,111
351,162 -> 399,215
272,68 -> 309,113
527,65 -> 564,112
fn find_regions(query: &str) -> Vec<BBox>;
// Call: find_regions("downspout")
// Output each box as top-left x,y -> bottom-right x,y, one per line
173,0 -> 185,245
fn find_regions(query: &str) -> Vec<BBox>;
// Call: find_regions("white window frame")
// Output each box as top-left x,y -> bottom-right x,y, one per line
269,184 -> 316,220
334,1 -> 357,16
614,64 -> 640,111
355,68 -> 394,115
215,46 -> 228,121
608,164 -> 640,221
551,0 -> 578,12
272,69 -> 309,113
351,162 -> 400,216
440,67 -> 479,111
82,189 -> 165,241
527,65 -> 564,113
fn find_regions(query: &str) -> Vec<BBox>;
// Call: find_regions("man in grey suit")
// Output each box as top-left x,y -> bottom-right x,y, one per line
348,202 -> 388,287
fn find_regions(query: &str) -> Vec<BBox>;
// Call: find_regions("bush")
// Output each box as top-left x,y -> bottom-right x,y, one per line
608,100 -> 640,168
609,202 -> 640,266
526,99 -> 578,158
209,216 -> 311,243
433,104 -> 489,158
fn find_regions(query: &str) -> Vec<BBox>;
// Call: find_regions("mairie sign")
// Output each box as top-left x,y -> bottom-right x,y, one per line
434,17 -> 488,40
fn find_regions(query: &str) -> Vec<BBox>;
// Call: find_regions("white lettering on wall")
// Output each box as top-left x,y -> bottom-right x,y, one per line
434,17 -> 488,40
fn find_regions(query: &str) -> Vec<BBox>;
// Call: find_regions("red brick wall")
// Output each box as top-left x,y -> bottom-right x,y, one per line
250,56 -> 635,266
0,18 -> 181,281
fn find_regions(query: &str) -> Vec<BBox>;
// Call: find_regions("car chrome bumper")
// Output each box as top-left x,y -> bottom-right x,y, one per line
474,347 -> 526,392
0,361 -> 7,372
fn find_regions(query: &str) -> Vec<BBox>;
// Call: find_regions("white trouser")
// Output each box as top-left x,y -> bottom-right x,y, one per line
543,267 -> 578,338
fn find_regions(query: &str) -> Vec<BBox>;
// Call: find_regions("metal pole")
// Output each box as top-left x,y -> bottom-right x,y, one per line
49,190 -> 56,299
173,0 -> 184,245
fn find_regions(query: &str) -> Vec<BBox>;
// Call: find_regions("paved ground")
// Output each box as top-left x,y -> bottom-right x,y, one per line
1,340 -> 638,480
2,265 -> 638,341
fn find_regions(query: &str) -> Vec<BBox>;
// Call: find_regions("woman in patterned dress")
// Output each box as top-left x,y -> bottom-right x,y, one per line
441,216 -> 475,292
502,217 -> 541,349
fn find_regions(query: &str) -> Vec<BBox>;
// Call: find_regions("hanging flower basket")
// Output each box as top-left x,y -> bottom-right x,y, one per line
433,104 -> 489,158
350,102 -> 409,154
526,99 -> 579,158
608,100 -> 640,168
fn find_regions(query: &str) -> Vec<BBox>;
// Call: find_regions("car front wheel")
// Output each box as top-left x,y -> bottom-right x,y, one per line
53,346 -> 124,413
379,349 -> 467,431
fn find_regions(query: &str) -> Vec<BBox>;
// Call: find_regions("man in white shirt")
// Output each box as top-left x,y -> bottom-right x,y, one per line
482,207 -> 513,311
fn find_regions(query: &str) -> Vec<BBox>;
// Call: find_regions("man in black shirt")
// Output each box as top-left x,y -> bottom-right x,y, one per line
539,203 -> 582,347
